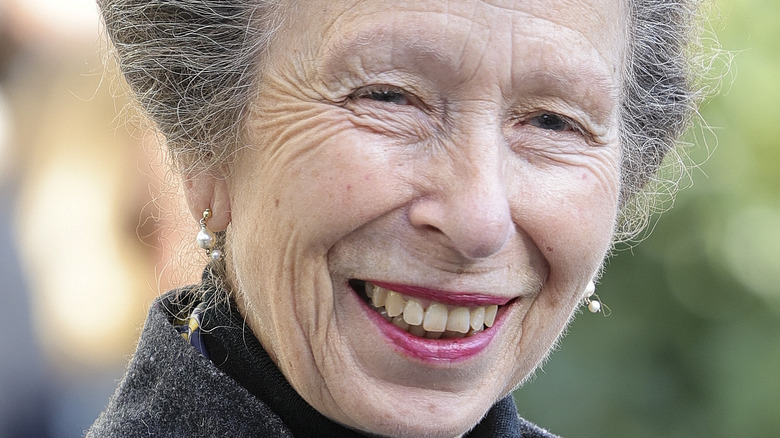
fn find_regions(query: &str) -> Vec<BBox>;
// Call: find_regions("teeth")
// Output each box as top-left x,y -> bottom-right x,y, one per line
470,307 -> 485,330
484,305 -> 498,328
363,282 -> 504,339
371,285 -> 388,308
385,291 -> 405,317
409,323 -> 427,337
423,303 -> 448,332
403,300 -> 424,326
392,315 -> 410,331
442,330 -> 467,339
445,307 -> 471,333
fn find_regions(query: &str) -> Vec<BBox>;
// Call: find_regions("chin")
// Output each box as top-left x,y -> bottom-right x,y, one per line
300,278 -> 533,438
333,389 -> 502,438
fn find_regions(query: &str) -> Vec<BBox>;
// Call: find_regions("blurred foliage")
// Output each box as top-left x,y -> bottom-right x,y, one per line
513,0 -> 780,436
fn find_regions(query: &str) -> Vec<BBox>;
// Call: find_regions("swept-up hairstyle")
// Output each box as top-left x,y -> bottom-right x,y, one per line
98,0 -> 712,239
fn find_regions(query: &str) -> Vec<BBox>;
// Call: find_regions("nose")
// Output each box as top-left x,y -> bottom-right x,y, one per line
408,146 -> 513,260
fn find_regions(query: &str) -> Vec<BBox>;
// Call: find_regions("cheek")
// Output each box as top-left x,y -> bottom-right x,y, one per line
512,155 -> 621,278
504,157 -> 620,376
237,106 -> 414,257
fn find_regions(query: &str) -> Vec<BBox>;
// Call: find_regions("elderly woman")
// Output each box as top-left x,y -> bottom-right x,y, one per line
90,0 -> 705,436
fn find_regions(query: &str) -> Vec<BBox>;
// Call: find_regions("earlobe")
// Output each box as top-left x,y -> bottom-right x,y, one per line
182,171 -> 231,231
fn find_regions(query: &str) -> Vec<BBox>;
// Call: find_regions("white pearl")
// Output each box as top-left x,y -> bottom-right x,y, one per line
210,249 -> 223,261
196,227 -> 215,250
585,281 -> 596,298
588,300 -> 601,313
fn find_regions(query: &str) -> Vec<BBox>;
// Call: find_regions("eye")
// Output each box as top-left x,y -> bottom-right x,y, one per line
527,113 -> 574,132
350,86 -> 411,106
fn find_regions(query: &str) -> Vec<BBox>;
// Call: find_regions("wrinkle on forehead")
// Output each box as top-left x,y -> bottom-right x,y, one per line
302,0 -> 626,56
305,0 -> 626,76
312,7 -> 621,120
477,0 -> 620,27
478,0 -> 627,48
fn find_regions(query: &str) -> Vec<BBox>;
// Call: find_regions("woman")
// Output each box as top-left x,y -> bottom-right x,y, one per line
90,0 -> 706,436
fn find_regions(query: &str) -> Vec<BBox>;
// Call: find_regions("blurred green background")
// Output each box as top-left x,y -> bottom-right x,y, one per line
514,0 -> 780,436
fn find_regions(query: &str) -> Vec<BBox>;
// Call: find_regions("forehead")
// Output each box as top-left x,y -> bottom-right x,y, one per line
475,0 -> 628,53
289,0 -> 628,72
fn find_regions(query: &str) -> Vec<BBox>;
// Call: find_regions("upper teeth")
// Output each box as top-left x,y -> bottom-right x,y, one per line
366,282 -> 498,339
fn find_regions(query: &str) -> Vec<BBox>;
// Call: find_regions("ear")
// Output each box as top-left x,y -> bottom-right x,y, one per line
182,170 -> 231,231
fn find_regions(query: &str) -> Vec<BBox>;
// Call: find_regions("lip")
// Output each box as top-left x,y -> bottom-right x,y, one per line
351,282 -> 510,363
367,280 -> 513,307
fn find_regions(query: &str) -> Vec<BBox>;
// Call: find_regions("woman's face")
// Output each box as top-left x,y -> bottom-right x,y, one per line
227,0 -> 625,436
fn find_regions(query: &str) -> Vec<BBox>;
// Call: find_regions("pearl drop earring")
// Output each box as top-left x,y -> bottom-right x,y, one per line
196,209 -> 222,261
583,281 -> 602,313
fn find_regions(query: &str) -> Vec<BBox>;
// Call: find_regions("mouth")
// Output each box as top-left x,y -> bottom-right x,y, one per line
349,279 -> 504,340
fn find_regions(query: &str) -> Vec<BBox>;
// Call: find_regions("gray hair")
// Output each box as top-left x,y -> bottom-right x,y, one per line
98,0 -> 712,239
98,0 -> 285,172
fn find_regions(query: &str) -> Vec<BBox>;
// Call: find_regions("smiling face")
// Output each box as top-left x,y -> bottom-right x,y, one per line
224,0 -> 626,436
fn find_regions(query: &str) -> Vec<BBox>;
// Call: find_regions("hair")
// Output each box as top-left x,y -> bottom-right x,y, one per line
617,0 -> 715,241
97,0 -> 287,173
98,0 -> 714,240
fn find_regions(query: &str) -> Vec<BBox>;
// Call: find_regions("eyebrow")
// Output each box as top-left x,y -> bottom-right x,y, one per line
509,67 -> 618,121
